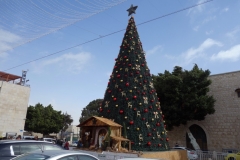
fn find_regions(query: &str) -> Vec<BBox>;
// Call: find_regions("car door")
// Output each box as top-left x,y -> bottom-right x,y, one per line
0,143 -> 20,160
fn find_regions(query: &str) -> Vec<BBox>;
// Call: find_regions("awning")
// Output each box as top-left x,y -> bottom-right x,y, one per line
110,136 -> 130,141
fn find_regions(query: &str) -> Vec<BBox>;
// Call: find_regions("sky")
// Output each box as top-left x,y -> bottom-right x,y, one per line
0,0 -> 239,125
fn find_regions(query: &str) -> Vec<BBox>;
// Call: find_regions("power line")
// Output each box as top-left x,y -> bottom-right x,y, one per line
3,0 -> 213,72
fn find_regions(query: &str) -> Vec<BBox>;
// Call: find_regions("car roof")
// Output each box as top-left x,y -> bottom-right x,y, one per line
26,150 -> 95,157
0,140 -> 53,144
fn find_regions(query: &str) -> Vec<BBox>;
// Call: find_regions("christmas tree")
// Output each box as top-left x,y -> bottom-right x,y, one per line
99,5 -> 169,151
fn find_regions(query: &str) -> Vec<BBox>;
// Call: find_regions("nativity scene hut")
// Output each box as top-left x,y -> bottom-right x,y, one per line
77,116 -> 131,152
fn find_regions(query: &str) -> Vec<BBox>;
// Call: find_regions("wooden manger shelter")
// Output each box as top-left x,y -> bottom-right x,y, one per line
77,116 -> 131,152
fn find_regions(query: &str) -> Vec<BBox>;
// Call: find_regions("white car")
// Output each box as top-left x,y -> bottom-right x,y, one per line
11,150 -> 99,160
172,147 -> 198,160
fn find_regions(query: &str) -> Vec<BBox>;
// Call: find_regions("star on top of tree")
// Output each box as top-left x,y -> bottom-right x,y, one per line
127,4 -> 138,16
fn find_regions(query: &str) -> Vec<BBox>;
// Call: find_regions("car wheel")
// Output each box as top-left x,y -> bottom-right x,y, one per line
228,157 -> 235,160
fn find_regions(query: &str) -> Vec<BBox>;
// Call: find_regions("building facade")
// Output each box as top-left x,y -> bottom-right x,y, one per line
167,71 -> 240,152
0,71 -> 30,138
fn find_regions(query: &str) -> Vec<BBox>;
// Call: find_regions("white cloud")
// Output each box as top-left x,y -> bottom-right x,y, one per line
193,26 -> 199,32
188,0 -> 206,15
146,45 -> 162,56
42,52 -> 92,73
210,44 -> 240,61
182,38 -> 222,64
205,30 -> 213,35
226,26 -> 240,39
223,7 -> 229,12
0,29 -> 21,55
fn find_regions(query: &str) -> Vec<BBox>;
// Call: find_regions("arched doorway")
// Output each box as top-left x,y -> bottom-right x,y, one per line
186,124 -> 208,151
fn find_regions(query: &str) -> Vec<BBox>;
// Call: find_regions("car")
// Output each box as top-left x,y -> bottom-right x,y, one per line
0,140 -> 64,160
224,152 -> 240,160
11,150 -> 100,160
172,146 -> 198,160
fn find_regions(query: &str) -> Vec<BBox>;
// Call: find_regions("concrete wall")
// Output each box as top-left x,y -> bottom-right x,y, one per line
167,71 -> 240,152
0,81 -> 30,137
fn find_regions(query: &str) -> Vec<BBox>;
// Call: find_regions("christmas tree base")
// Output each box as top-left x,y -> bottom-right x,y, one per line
140,150 -> 188,160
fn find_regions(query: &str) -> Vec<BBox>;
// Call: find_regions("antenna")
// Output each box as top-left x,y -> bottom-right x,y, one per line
21,70 -> 28,86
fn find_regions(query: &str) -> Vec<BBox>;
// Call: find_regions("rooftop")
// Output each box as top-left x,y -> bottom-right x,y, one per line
0,71 -> 21,82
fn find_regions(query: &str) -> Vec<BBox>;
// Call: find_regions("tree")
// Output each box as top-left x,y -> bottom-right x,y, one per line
79,99 -> 103,123
25,103 -> 66,136
62,112 -> 73,132
99,17 -> 169,151
153,65 -> 216,130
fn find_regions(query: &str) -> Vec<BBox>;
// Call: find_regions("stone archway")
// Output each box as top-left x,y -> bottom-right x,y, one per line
94,127 -> 107,146
186,124 -> 208,151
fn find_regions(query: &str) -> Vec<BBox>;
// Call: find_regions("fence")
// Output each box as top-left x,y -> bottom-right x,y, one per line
192,151 -> 227,160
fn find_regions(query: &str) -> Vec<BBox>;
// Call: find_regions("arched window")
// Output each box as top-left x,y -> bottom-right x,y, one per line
186,124 -> 208,151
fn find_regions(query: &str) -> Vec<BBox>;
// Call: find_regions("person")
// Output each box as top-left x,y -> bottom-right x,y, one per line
64,141 -> 69,150
16,135 -> 21,140
77,139 -> 83,148
34,136 -> 38,140
175,142 -> 179,147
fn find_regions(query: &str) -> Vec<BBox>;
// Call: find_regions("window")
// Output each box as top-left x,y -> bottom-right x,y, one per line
78,155 -> 98,160
58,155 -> 78,160
19,144 -> 41,154
235,88 -> 240,97
13,153 -> 50,160
44,144 -> 63,150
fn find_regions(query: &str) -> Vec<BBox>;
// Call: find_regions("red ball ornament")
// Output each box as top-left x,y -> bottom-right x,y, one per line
114,66 -> 117,68
133,96 -> 137,99
147,142 -> 151,146
156,122 -> 160,126
157,107 -> 160,110
142,92 -> 145,95
151,99 -> 154,102
141,64 -> 144,66
129,121 -> 134,125
164,125 -> 166,128
117,74 -> 120,78
128,64 -> 132,67
119,110 -> 124,114
133,108 -> 137,111
131,141 -> 134,144
130,73 -> 133,76
142,118 -> 145,121
113,98 -> 117,101
108,90 -> 111,93
136,71 -> 139,74
162,115 -> 165,118
144,108 -> 148,113
108,82 -> 110,85
107,110 -> 110,113
125,98 -> 129,101
115,58 -> 117,61
144,80 -> 147,83
149,106 -> 152,109
125,83 -> 129,86
166,138 -> 169,141
124,56 -> 127,59
123,63 -> 125,65
147,133 -> 152,136
99,108 -> 103,112
118,89 -> 122,92
158,144 -> 162,147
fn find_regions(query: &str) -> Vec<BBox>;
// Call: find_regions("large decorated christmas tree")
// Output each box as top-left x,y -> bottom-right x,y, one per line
99,5 -> 169,151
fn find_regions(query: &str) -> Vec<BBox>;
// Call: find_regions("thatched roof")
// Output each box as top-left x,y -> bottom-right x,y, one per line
77,116 -> 122,127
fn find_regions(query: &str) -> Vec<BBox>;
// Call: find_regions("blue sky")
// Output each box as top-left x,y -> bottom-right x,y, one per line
0,0 -> 239,125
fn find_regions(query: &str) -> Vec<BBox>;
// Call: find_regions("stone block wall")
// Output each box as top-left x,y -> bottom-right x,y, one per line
167,71 -> 240,152
0,81 -> 30,137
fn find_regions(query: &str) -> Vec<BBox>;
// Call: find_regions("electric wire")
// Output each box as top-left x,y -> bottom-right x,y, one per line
3,0 -> 213,72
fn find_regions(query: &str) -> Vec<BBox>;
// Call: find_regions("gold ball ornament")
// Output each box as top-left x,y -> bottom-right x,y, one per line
139,103 -> 142,106
134,86 -> 137,89
136,59 -> 138,62
120,68 -> 122,70
120,80 -> 123,82
152,118 -> 154,121
162,131 -> 165,134
140,75 -> 142,77
126,59 -> 129,61
116,71 -> 118,73
115,105 -> 118,107
129,90 -> 132,92
112,95 -> 114,98
136,128 -> 139,130
125,116 -> 127,119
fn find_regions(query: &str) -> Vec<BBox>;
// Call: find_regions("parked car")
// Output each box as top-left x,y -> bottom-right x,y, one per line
172,146 -> 198,160
11,150 -> 100,160
224,152 -> 240,160
0,140 -> 64,160
39,138 -> 56,144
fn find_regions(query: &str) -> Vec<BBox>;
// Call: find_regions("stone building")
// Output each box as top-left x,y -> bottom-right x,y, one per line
0,71 -> 30,138
167,70 -> 240,152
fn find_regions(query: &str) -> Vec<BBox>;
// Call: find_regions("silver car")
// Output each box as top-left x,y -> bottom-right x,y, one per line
11,150 -> 99,160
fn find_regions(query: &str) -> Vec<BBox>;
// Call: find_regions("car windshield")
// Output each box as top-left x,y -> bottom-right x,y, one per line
12,153 -> 50,160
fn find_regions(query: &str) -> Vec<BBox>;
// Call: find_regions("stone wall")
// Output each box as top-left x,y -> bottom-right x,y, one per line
0,81 -> 30,137
167,71 -> 240,152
